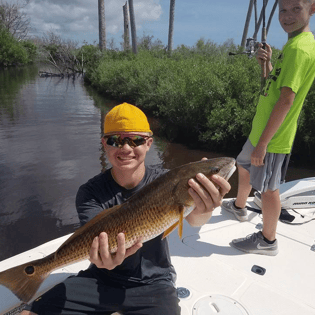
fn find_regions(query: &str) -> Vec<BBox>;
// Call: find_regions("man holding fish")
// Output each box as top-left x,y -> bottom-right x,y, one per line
20,103 -> 232,315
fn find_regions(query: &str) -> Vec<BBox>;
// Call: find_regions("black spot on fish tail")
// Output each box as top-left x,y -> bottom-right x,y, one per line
0,256 -> 52,302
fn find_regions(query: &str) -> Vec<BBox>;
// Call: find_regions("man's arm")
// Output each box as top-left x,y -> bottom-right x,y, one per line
251,86 -> 296,166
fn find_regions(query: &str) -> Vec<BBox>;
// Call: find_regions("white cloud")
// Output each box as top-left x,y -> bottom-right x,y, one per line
17,0 -> 162,42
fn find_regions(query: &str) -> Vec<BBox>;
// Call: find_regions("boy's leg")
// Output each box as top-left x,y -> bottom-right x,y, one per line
230,151 -> 285,256
235,164 -> 252,208
122,283 -> 180,315
261,189 -> 281,241
22,269 -> 123,315
222,139 -> 252,221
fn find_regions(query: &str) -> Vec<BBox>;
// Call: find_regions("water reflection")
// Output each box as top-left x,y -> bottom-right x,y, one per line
0,67 -> 111,260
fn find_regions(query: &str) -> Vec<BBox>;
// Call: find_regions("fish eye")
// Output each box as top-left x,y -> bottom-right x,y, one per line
25,266 -> 35,275
213,167 -> 220,174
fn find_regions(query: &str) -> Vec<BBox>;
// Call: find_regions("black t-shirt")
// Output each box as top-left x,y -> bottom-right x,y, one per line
75,165 -> 176,286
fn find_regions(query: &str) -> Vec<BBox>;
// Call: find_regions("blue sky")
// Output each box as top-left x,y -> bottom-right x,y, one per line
141,0 -> 287,49
18,0 -> 314,50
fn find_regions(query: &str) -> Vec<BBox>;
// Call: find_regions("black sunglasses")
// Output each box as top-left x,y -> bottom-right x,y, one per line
105,135 -> 151,148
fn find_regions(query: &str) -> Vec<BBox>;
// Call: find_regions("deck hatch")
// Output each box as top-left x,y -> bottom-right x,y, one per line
192,295 -> 249,315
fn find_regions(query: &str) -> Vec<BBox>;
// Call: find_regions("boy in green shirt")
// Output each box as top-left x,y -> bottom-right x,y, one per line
222,0 -> 315,255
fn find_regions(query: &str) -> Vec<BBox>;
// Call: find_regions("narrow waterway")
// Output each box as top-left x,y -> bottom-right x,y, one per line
0,65 -> 313,261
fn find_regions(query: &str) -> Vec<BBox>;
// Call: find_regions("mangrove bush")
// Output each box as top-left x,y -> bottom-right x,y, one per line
0,25 -> 36,67
85,38 -> 315,161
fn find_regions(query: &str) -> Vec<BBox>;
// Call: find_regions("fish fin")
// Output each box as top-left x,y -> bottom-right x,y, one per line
162,205 -> 185,240
178,206 -> 184,239
0,255 -> 52,303
162,222 -> 179,239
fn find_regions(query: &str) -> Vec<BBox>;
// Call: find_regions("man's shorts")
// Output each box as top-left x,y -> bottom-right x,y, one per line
236,139 -> 286,193
24,268 -> 181,315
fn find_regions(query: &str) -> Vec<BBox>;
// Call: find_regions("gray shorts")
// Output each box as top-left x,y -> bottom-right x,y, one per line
236,139 -> 286,193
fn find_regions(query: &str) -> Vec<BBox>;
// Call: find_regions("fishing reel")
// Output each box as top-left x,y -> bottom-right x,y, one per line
229,37 -> 258,58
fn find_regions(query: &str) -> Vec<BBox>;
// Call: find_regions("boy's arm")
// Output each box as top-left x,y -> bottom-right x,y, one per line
251,87 -> 296,166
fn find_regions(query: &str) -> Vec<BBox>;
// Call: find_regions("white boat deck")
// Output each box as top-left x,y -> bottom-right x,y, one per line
1,198 -> 315,315
169,198 -> 315,315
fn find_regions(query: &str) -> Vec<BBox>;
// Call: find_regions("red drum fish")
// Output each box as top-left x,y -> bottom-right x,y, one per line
0,157 -> 236,302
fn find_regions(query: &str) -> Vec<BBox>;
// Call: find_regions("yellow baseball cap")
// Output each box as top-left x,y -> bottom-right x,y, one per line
104,103 -> 153,136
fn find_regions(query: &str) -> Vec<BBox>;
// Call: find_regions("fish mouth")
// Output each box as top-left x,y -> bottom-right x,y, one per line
217,159 -> 236,181
225,165 -> 236,180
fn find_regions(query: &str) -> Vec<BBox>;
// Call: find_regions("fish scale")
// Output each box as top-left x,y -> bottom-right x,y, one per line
0,157 -> 236,303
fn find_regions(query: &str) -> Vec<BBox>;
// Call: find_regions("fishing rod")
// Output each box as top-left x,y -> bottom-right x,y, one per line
261,0 -> 267,93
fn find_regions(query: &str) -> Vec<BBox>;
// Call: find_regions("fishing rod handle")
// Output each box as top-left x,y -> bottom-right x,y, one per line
261,27 -> 267,79
261,28 -> 267,49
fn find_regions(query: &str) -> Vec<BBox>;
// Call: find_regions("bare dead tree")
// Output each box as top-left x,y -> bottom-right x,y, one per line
37,31 -> 84,77
0,0 -> 31,40
128,0 -> 137,54
98,0 -> 106,50
241,0 -> 255,48
123,1 -> 130,51
168,0 -> 176,53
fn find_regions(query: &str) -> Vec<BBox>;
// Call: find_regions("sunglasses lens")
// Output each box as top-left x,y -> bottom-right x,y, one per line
106,135 -> 120,147
106,135 -> 149,148
130,136 -> 146,146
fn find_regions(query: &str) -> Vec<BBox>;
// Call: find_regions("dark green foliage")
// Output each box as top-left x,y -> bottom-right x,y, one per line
0,25 -> 37,67
85,38 -> 315,159
21,40 -> 38,63
76,44 -> 102,69
0,26 -> 30,66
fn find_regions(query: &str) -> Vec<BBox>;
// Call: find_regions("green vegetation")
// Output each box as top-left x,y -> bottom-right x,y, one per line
84,38 -> 315,161
0,26 -> 37,67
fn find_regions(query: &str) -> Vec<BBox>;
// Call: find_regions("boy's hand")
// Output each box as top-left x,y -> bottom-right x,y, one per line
185,158 -> 231,226
251,144 -> 267,166
256,43 -> 272,67
89,232 -> 143,270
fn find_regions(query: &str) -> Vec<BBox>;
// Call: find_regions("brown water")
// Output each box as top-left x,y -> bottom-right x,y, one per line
0,65 -> 313,261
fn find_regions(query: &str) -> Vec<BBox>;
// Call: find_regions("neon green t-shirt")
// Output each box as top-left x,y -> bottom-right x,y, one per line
249,32 -> 315,154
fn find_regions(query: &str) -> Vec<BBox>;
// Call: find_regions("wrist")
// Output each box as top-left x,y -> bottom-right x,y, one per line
257,140 -> 268,148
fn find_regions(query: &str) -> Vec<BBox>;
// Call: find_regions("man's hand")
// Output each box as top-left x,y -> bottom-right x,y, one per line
89,232 -> 143,270
185,158 -> 231,226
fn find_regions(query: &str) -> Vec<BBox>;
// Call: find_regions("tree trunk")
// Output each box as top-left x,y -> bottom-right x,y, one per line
241,0 -> 255,48
168,0 -> 176,53
98,0 -> 106,50
123,2 -> 130,51
128,0 -> 137,54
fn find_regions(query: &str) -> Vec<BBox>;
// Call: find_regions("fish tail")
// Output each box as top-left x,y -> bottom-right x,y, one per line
0,255 -> 52,303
